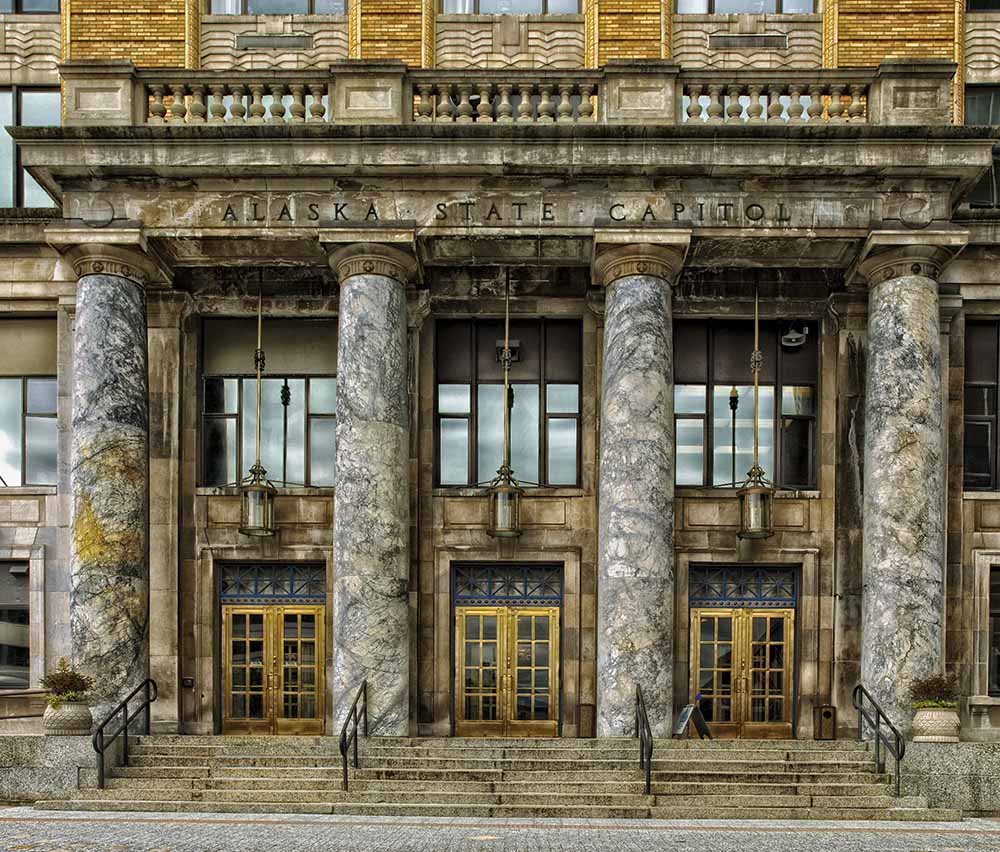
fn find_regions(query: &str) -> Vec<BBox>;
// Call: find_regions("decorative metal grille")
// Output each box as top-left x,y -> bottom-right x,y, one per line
453,563 -> 562,606
688,565 -> 796,608
219,562 -> 326,604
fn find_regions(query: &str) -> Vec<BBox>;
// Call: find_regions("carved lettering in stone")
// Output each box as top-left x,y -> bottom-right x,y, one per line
346,87 -> 392,111
892,87 -> 939,109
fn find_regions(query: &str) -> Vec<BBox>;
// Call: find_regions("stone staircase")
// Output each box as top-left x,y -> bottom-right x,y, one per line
35,735 -> 960,820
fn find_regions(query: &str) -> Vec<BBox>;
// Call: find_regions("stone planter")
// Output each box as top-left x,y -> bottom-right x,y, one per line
42,700 -> 93,736
912,706 -> 960,743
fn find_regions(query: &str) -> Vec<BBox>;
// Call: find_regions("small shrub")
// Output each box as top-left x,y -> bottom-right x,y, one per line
40,658 -> 94,710
910,673 -> 959,710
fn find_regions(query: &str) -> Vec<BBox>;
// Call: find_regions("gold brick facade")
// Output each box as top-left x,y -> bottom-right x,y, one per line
357,0 -> 425,66
594,0 -> 667,63
63,0 -> 199,67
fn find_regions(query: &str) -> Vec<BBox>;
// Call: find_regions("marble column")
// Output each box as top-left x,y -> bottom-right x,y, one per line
594,244 -> 685,737
68,246 -> 155,722
329,243 -> 417,736
859,246 -> 949,732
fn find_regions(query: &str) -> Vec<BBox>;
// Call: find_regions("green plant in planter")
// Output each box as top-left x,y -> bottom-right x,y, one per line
39,658 -> 95,711
910,673 -> 960,710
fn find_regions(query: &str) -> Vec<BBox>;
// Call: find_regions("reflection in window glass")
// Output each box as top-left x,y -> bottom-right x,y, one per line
712,385 -> 774,486
478,384 -> 539,484
310,378 -> 337,414
675,418 -> 705,485
0,378 -> 21,487
0,563 -> 28,689
440,419 -> 469,485
20,0 -> 61,9
546,384 -> 578,414
547,418 -> 576,485
441,0 -> 474,8
24,416 -> 55,485
675,384 -> 707,414
781,385 -> 814,416
309,418 -> 336,486
18,91 -> 59,207
439,384 -> 471,414
478,0 -> 542,10
248,0 -> 309,11
714,0 -> 775,9
0,93 -> 12,209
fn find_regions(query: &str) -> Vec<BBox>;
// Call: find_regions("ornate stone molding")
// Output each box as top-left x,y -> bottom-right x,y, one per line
328,242 -> 420,287
406,288 -> 431,329
856,244 -> 957,286
592,243 -> 686,288
66,244 -> 160,288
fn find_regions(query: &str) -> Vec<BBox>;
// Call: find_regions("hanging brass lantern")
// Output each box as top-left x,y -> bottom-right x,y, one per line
737,286 -> 775,540
487,270 -> 522,544
239,288 -> 276,537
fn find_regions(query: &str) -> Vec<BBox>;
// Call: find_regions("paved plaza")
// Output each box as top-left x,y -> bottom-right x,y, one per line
3,809 -> 1000,852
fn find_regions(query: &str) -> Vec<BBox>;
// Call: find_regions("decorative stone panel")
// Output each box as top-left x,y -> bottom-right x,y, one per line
672,14 -> 822,70
0,17 -> 59,87
436,14 -> 585,69
966,13 -> 1000,86
201,15 -> 348,71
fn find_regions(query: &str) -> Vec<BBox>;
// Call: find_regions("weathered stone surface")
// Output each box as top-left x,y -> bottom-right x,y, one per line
331,271 -> 410,736
596,271 -> 675,737
70,272 -> 149,722
861,271 -> 944,733
902,742 -> 1000,814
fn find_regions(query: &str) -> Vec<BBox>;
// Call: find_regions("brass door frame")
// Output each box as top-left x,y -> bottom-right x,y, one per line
221,604 -> 326,735
455,605 -> 560,737
689,606 -> 795,739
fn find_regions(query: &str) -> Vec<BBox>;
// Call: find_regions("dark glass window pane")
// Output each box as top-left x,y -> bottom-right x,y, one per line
437,320 -> 473,382
969,167 -> 998,207
309,418 -> 336,486
547,418 -> 577,485
967,324 -> 999,384
970,0 -> 1000,10
991,568 -> 1000,694
203,418 -> 237,486
965,421 -> 993,487
20,0 -> 61,9
204,378 -> 238,414
0,564 -> 28,689
0,378 -> 22,486
967,386 -> 997,417
544,321 -> 582,382
781,417 -> 812,488
967,87 -> 1000,125
26,378 -> 55,414
24,416 -> 56,485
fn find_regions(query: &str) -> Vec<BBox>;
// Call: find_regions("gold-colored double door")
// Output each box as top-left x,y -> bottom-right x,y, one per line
221,605 -> 325,735
690,607 -> 795,739
455,606 -> 560,737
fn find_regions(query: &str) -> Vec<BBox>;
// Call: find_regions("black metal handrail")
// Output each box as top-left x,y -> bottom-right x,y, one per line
92,679 -> 158,790
339,680 -> 368,792
852,683 -> 905,796
635,685 -> 653,795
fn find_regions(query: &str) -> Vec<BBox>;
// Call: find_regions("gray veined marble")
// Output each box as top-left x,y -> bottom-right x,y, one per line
597,273 -> 676,737
861,271 -> 944,733
332,272 -> 410,736
70,273 -> 150,722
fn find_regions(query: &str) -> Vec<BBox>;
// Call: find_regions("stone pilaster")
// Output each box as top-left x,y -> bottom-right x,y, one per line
594,243 -> 685,737
68,244 -> 158,722
858,244 -> 952,732
328,243 -> 418,736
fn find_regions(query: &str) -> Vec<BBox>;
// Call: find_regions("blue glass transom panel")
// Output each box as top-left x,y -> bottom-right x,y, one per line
453,563 -> 562,606
689,565 -> 796,608
219,562 -> 326,604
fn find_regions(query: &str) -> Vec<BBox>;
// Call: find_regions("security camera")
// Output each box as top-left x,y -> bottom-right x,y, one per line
781,324 -> 809,348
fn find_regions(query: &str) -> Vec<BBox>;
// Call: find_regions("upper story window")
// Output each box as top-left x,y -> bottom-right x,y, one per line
0,1 -> 59,12
0,562 -> 29,690
674,319 -> 819,490
209,0 -> 345,12
964,321 -> 1000,489
676,0 -> 813,12
991,566 -> 1000,695
969,0 -> 1000,10
201,318 -> 337,488
441,0 -> 579,12
964,87 -> 1000,207
0,89 -> 59,208
435,318 -> 582,488
0,319 -> 57,488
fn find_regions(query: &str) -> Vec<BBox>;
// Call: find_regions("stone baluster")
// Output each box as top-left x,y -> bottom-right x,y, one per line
578,83 -> 596,123
828,84 -> 846,123
67,245 -> 159,722
806,84 -> 825,123
415,84 -> 433,123
538,84 -> 556,123
208,85 -> 227,124
187,84 -> 207,124
455,86 -> 475,123
496,84 -> 515,124
766,85 -> 785,123
168,84 -> 187,125
267,84 -> 287,124
148,84 -> 167,125
289,85 -> 307,124
787,84 -> 805,123
726,85 -> 745,123
746,85 -> 764,124
593,242 -> 686,738
706,85 -> 724,124
686,85 -> 704,123
476,84 -> 495,123
557,83 -> 574,123
857,243 -> 956,733
516,83 -> 535,123
248,85 -> 267,124
308,84 -> 327,122
327,243 -> 419,736
848,85 -> 866,122
436,84 -> 455,122
230,84 -> 247,124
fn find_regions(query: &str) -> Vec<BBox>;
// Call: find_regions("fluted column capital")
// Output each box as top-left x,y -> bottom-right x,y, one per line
327,242 -> 421,287
66,243 -> 161,288
592,241 -> 688,288
852,229 -> 968,287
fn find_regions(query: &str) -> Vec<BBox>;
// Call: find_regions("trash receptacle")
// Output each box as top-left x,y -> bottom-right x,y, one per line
814,705 -> 836,740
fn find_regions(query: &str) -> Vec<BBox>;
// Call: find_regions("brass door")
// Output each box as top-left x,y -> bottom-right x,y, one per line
455,606 -> 559,737
222,605 -> 325,735
689,607 -> 794,739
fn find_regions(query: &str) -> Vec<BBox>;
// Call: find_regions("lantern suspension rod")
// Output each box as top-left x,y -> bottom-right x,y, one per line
501,269 -> 512,477
253,286 -> 264,475
752,285 -> 760,474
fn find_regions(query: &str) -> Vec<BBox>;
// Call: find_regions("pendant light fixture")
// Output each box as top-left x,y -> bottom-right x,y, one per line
737,286 -> 775,540
486,269 -> 523,544
239,287 -> 277,537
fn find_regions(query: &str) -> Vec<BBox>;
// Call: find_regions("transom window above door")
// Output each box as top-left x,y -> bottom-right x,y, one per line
674,318 -> 819,490
200,318 -> 337,488
435,318 -> 582,488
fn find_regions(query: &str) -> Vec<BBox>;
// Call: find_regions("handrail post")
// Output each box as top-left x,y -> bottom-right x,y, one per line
96,729 -> 105,790
121,703 -> 129,767
144,681 -> 151,735
362,680 -> 368,737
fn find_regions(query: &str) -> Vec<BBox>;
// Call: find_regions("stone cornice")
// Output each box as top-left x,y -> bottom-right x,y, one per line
327,242 -> 420,287
592,242 -> 688,288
